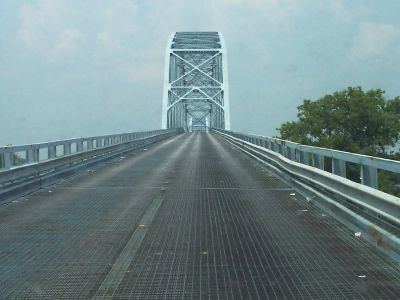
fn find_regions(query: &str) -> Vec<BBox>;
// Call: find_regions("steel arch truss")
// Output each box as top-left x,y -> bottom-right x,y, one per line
162,32 -> 230,131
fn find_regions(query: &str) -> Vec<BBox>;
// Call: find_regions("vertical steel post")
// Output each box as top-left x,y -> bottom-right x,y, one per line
48,145 -> 56,159
332,158 -> 346,177
87,140 -> 94,150
287,147 -> 294,160
298,150 -> 309,165
77,140 -> 84,152
312,154 -> 324,170
64,143 -> 71,155
27,146 -> 39,163
4,152 -> 12,168
361,165 -> 378,188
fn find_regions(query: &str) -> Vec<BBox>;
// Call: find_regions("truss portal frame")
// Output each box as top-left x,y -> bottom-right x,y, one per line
162,32 -> 230,131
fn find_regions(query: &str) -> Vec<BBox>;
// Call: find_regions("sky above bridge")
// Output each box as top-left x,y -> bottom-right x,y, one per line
1,0 -> 400,145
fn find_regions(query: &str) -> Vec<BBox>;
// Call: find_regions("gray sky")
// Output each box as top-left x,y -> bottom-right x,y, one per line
1,0 -> 400,145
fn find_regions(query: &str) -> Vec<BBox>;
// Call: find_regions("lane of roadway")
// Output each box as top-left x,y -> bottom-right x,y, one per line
0,132 -> 399,299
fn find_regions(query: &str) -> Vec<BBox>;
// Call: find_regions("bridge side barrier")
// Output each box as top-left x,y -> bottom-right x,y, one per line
0,128 -> 184,202
212,129 -> 400,228
215,130 -> 400,189
0,130 -> 181,170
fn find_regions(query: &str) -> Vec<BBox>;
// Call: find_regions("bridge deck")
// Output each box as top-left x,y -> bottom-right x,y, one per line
0,133 -> 399,299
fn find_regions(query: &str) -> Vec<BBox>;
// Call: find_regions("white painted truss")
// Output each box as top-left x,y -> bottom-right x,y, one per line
162,32 -> 230,131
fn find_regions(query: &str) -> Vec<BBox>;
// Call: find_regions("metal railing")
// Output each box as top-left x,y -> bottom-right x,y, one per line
215,130 -> 400,189
0,128 -> 184,202
0,130 -> 180,170
213,129 -> 400,262
213,129 -> 400,227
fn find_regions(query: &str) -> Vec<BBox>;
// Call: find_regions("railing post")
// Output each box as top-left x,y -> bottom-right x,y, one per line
261,139 -> 266,148
4,152 -> 12,168
298,150 -> 309,165
277,144 -> 283,155
287,147 -> 294,160
87,140 -> 93,150
270,141 -> 275,151
361,165 -> 378,189
48,144 -> 56,159
27,146 -> 39,163
77,140 -> 84,152
332,158 -> 346,177
312,154 -> 324,170
64,143 -> 71,155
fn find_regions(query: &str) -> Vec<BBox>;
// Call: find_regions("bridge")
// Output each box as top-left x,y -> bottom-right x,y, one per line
0,32 -> 399,299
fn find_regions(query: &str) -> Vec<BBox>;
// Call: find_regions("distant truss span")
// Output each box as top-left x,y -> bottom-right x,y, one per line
162,32 -> 230,131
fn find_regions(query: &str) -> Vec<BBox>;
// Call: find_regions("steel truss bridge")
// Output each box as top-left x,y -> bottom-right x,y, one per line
162,32 -> 230,131
0,32 -> 399,299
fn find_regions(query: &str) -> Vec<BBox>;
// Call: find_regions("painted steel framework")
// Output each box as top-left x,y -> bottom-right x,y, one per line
162,32 -> 230,131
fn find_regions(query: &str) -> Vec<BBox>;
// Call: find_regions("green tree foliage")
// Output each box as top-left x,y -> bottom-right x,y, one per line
278,87 -> 400,155
277,87 -> 400,195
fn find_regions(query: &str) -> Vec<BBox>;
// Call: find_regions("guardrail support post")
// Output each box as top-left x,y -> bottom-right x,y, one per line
332,158 -> 346,177
64,143 -> 71,155
77,140 -> 84,152
27,147 -> 39,163
261,139 -> 266,148
48,145 -> 56,159
278,144 -> 283,155
299,150 -> 309,165
4,152 -> 12,168
287,147 -> 294,160
312,154 -> 324,170
270,142 -> 276,152
361,165 -> 378,189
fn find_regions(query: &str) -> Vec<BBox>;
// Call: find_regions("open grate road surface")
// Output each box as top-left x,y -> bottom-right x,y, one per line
0,132 -> 399,299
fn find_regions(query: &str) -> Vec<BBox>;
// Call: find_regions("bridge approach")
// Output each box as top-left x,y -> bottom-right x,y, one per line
0,31 -> 399,299
0,132 -> 399,299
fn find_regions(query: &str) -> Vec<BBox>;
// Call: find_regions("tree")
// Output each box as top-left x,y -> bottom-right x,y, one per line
278,87 -> 400,155
277,87 -> 400,195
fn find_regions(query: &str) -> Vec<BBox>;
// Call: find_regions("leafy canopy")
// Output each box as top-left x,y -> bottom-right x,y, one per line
277,87 -> 400,155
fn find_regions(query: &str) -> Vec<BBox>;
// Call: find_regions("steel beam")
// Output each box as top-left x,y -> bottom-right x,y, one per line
162,32 -> 230,131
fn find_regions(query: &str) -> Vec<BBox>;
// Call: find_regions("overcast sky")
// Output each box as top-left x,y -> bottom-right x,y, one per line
1,0 -> 400,145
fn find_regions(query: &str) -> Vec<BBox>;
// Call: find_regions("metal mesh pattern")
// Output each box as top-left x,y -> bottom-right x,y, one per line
171,32 -> 221,49
0,135 -> 187,299
0,133 -> 399,299
162,32 -> 230,131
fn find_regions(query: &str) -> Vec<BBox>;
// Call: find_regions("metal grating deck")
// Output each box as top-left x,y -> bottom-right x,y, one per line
0,132 -> 399,299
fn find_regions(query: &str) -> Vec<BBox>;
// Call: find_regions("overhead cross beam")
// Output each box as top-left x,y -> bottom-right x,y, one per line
161,32 -> 231,132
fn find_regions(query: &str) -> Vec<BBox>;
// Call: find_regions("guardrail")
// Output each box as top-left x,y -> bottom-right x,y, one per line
214,128 -> 400,262
0,128 -> 184,202
213,129 -> 400,226
215,130 -> 400,189
0,130 -> 182,170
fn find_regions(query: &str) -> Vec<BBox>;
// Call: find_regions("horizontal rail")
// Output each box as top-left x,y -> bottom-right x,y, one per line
0,129 -> 184,201
213,129 -> 400,227
216,130 -> 400,189
0,130 -> 179,170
